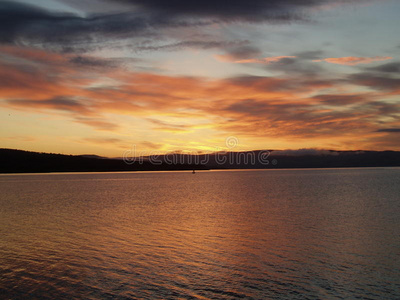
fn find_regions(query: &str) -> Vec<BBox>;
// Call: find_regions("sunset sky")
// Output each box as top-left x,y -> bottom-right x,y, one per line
1,0 -> 399,156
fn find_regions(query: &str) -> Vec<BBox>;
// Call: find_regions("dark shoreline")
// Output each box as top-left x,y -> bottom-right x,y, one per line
1,148 -> 400,174
2,166 -> 400,175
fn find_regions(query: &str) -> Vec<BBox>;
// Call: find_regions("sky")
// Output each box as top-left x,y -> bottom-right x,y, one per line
0,0 -> 399,157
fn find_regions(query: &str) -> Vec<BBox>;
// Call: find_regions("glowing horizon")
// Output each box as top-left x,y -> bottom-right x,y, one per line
1,0 -> 400,157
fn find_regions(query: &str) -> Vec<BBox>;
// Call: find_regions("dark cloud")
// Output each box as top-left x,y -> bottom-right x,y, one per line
218,49 -> 327,76
222,45 -> 262,60
223,75 -> 292,93
0,1 -> 79,44
313,94 -> 368,106
264,55 -> 325,76
3,96 -> 121,131
69,56 -> 118,68
349,73 -> 400,91
366,101 -> 400,115
225,74 -> 334,94
113,0 -> 339,22
0,1 -> 158,50
136,40 -> 248,52
6,97 -> 90,113
4,95 -> 119,131
0,0 -> 356,51
368,62 -> 400,73
376,128 -> 400,133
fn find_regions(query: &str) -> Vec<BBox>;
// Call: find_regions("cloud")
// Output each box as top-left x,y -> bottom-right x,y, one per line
0,1 -> 159,51
5,97 -> 93,114
84,137 -> 124,144
0,0 -> 362,52
4,96 -> 119,131
224,99 -> 273,116
315,56 -> 392,66
75,118 -> 119,131
68,56 -> 120,68
367,62 -> 400,73
217,97 -> 375,139
136,40 -> 248,52
235,56 -> 297,64
140,141 -> 163,150
349,73 -> 400,92
216,49 -> 326,68
376,128 -> 400,133
0,47 -> 102,100
215,46 -> 262,62
112,0 -> 351,22
263,54 -> 327,76
312,93 -> 371,106
148,119 -> 192,133
217,55 -> 296,65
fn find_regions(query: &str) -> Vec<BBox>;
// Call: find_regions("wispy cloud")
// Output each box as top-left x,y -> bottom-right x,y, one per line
376,128 -> 400,133
217,55 -> 296,64
314,56 -> 392,66
136,40 -> 248,52
367,62 -> 400,73
109,0 -> 357,22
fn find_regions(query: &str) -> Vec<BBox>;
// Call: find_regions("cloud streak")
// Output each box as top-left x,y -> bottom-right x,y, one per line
315,56 -> 392,66
217,55 -> 296,64
376,128 -> 400,133
112,0 -> 352,22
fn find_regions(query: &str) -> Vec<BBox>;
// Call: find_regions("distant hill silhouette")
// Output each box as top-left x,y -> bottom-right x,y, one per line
0,149 -> 208,173
1,148 -> 399,173
208,150 -> 400,169
139,150 -> 400,169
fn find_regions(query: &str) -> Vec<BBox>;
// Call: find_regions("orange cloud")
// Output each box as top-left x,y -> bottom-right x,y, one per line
314,56 -> 392,66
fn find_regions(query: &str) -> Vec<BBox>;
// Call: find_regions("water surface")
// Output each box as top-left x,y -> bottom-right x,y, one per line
1,168 -> 399,299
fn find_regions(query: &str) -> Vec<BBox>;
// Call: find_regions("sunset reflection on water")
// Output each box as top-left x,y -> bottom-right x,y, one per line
1,169 -> 399,299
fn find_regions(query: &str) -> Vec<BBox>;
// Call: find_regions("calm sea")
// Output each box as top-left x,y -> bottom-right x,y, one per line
1,168 -> 399,299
